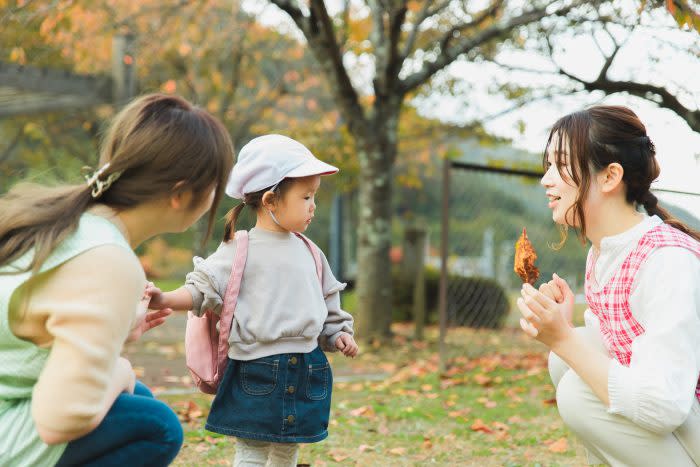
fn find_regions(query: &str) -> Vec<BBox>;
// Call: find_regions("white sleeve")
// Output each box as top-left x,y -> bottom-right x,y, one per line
184,240 -> 235,316
607,247 -> 700,434
317,249 -> 354,351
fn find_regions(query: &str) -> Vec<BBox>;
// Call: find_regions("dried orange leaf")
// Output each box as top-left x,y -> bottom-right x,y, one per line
514,227 -> 539,284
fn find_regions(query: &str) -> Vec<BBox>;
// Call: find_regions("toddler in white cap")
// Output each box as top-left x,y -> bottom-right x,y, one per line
149,134 -> 358,467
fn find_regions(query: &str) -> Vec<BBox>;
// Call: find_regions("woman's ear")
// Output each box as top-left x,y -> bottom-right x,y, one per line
169,181 -> 192,210
261,191 -> 277,210
600,163 -> 624,193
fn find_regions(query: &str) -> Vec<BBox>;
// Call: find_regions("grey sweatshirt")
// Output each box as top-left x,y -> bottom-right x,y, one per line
184,228 -> 354,361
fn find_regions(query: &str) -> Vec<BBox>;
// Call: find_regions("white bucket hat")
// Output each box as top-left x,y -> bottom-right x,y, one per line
225,134 -> 338,199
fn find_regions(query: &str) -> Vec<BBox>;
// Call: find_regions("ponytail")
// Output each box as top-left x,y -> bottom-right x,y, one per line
223,203 -> 246,242
222,178 -> 294,242
0,183 -> 95,274
0,93 -> 234,275
641,191 -> 700,242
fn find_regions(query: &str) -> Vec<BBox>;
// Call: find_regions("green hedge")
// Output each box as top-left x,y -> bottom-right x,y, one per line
392,268 -> 509,329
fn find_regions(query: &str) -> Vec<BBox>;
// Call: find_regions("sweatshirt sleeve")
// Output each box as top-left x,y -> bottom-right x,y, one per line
30,245 -> 144,436
184,240 -> 236,316
607,247 -> 700,434
317,249 -> 354,352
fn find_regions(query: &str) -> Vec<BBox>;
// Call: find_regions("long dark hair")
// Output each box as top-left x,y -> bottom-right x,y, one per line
0,93 -> 234,274
544,105 -> 700,243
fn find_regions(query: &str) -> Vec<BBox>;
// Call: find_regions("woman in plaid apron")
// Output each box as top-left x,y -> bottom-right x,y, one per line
517,105 -> 700,466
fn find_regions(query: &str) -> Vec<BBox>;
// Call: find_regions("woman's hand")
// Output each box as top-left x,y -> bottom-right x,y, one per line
335,333 -> 359,358
517,280 -> 574,349
540,273 -> 574,325
127,282 -> 173,342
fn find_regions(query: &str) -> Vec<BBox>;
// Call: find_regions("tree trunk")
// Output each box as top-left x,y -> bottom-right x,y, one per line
354,118 -> 397,342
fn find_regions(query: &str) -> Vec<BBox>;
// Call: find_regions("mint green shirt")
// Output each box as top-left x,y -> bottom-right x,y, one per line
0,213 -> 130,466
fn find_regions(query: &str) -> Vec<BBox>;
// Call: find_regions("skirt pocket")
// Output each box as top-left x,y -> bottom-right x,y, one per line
306,362 -> 330,401
241,357 -> 279,396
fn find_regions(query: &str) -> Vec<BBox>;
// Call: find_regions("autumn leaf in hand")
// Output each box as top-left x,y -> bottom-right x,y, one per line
514,228 -> 539,285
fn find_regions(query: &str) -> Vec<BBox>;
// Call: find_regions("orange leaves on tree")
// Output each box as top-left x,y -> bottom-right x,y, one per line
9,47 -> 26,65
161,80 -> 177,94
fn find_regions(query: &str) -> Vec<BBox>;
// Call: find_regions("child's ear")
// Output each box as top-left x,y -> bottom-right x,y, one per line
261,191 -> 277,210
600,163 -> 624,193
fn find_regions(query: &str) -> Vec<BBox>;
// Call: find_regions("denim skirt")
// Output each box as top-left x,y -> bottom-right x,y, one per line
205,346 -> 332,443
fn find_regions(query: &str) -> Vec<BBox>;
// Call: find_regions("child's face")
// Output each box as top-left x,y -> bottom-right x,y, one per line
275,175 -> 321,232
541,133 -> 580,227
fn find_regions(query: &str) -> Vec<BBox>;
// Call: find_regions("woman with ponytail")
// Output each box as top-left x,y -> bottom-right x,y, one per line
517,105 -> 700,466
0,93 -> 234,466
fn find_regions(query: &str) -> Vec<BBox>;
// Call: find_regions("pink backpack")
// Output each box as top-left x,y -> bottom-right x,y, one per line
185,230 -> 323,394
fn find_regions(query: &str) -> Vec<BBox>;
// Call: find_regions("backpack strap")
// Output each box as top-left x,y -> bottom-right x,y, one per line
216,230 -> 249,361
295,232 -> 323,283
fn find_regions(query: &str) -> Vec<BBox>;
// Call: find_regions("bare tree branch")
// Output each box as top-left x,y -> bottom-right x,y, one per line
436,0 -> 507,56
269,0 -> 369,135
568,72 -> 700,131
400,0 -> 592,94
401,0 -> 454,59
493,35 -> 700,132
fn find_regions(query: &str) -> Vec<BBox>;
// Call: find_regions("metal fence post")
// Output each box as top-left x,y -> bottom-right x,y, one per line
438,156 -> 450,374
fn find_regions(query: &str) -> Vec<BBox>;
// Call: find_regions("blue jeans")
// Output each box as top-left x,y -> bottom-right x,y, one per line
55,382 -> 183,467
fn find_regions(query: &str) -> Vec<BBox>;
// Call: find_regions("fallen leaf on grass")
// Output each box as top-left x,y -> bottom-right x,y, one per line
471,419 -> 493,433
349,405 -> 375,418
328,450 -> 348,462
389,447 -> 407,456
477,397 -> 498,408
547,437 -> 569,453
349,383 -> 364,392
447,408 -> 472,418
174,400 -> 204,422
474,374 -> 493,386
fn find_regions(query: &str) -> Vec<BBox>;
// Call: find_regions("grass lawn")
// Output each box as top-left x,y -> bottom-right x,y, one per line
156,321 -> 589,466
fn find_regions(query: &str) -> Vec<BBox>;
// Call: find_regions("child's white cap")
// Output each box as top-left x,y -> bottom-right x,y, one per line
225,134 -> 339,199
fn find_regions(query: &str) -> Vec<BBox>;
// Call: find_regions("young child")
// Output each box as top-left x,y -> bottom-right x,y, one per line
517,105 -> 700,466
149,134 -> 358,467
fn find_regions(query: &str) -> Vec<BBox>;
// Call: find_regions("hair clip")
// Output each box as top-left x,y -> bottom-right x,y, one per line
83,162 -> 123,199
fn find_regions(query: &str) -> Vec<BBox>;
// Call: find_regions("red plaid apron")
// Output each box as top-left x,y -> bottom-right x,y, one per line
586,223 -> 700,400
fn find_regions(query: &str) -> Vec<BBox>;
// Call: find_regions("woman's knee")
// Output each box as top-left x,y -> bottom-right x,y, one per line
143,399 -> 184,448
133,380 -> 154,398
548,351 -> 569,388
556,370 -> 597,435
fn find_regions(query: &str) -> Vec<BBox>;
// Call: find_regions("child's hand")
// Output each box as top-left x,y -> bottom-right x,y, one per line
145,282 -> 167,310
127,283 -> 173,342
335,333 -> 359,358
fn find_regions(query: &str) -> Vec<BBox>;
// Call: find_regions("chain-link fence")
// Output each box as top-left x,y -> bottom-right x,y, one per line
436,160 -> 588,332
434,157 -> 700,363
